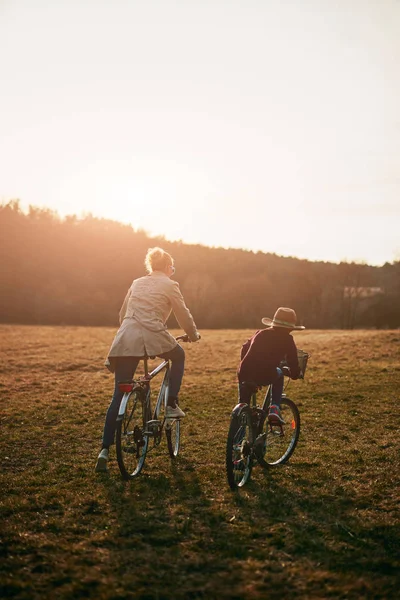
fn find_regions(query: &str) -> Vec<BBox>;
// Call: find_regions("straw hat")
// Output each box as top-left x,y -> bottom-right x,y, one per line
262,307 -> 305,330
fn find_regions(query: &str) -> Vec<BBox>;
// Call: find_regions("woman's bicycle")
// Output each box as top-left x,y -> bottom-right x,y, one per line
226,349 -> 309,490
115,335 -> 190,480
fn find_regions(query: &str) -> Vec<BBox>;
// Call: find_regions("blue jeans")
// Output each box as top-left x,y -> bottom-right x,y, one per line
102,344 -> 185,448
238,368 -> 284,407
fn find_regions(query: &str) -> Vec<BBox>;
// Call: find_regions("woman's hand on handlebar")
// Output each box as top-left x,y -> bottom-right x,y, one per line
176,333 -> 201,343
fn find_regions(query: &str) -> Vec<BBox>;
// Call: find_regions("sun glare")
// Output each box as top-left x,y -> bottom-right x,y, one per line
1,1 -> 399,267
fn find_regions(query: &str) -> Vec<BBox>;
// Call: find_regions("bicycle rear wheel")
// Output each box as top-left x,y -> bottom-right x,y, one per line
116,390 -> 149,480
256,397 -> 300,467
166,418 -> 180,458
226,408 -> 254,490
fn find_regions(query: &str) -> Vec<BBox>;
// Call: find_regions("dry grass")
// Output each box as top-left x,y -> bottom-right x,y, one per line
1,325 -> 399,599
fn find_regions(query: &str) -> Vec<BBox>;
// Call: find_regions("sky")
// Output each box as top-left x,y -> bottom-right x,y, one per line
1,0 -> 399,266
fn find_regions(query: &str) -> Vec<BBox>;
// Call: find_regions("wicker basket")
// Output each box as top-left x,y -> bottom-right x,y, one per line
297,349 -> 309,378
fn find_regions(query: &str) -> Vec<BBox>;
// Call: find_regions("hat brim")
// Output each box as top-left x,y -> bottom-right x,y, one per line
261,317 -> 305,330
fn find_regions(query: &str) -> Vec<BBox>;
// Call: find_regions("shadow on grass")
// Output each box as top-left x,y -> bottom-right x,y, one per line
98,455 -> 304,599
230,460 -> 400,588
93,433 -> 400,600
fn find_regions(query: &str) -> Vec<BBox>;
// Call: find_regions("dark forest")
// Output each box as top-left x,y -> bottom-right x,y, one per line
1,200 -> 399,329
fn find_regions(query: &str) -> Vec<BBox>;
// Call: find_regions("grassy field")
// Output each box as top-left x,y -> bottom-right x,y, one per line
1,325 -> 399,599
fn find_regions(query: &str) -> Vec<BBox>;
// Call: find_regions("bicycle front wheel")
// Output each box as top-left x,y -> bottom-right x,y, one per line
256,397 -> 300,467
226,408 -> 254,490
166,418 -> 180,458
116,390 -> 149,480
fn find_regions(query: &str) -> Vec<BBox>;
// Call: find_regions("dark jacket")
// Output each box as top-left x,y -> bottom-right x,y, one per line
238,327 -> 300,385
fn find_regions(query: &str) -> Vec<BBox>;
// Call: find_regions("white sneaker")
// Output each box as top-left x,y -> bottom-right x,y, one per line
95,448 -> 109,472
165,405 -> 186,418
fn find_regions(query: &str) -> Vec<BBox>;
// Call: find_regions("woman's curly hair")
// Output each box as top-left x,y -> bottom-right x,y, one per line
144,247 -> 173,273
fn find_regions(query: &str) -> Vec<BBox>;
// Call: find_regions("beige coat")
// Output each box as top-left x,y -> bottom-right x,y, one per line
105,271 -> 199,372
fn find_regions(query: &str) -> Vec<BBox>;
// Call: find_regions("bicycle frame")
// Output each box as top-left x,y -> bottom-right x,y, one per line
231,379 -> 292,423
231,384 -> 272,422
115,335 -> 191,479
117,357 -> 170,426
227,352 -> 307,489
226,378 -> 301,487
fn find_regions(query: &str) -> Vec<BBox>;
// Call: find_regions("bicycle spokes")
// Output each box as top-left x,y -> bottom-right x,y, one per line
233,432 -> 252,480
261,398 -> 300,466
165,416 -> 180,458
226,412 -> 253,489
268,422 -> 284,436
116,391 -> 149,479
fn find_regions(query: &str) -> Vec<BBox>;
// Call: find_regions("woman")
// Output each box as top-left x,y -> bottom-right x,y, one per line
95,247 -> 200,472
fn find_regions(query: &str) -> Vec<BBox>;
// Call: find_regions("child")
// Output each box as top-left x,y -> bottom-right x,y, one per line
238,307 -> 305,423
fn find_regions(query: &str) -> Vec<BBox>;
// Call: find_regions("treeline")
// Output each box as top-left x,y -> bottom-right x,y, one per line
1,200 -> 399,329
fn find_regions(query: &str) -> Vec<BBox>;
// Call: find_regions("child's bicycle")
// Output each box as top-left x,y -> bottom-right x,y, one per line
226,349 -> 309,490
115,335 -> 191,480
